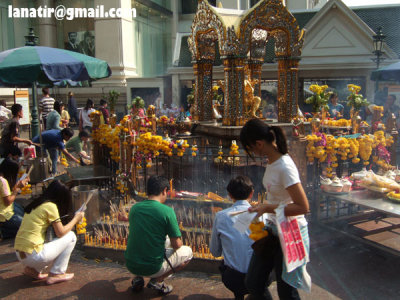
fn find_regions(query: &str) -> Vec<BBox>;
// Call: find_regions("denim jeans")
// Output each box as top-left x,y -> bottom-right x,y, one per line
245,234 -> 300,300
47,148 -> 59,175
0,202 -> 24,239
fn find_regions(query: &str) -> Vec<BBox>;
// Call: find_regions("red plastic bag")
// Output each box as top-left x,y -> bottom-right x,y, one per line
275,205 -> 309,272
24,146 -> 36,159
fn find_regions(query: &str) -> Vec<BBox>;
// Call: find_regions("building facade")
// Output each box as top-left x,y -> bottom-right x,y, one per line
1,0 -> 399,117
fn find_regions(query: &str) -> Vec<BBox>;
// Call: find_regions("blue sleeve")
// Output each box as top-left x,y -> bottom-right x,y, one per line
210,214 -> 222,257
58,141 -> 65,150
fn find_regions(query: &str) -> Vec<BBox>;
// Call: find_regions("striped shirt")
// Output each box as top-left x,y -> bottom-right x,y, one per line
39,97 -> 55,119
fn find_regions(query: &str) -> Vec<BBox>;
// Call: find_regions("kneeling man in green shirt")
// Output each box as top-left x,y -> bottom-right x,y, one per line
125,175 -> 193,295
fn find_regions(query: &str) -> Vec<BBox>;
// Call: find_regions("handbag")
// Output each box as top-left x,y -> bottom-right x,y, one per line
251,227 -> 279,259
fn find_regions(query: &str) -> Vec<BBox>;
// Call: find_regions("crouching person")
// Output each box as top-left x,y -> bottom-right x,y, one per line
210,176 -> 255,300
125,175 -> 193,295
14,180 -> 84,284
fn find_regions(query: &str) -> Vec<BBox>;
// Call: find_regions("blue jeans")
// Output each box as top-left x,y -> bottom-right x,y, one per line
47,148 -> 59,175
0,202 -> 24,239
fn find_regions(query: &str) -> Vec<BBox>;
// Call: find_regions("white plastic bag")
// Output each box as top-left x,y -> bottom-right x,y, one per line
275,204 -> 309,273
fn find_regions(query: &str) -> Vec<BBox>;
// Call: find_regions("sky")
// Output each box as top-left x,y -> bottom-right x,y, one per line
342,0 -> 400,6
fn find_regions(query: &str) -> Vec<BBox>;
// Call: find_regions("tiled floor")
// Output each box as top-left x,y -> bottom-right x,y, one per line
0,239 -> 338,300
2,218 -> 400,299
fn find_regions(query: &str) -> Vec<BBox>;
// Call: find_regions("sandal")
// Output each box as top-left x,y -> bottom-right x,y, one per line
46,273 -> 74,285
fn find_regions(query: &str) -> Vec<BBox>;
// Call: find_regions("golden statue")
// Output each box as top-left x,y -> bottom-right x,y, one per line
218,73 -> 261,119
147,105 -> 156,119
244,75 -> 261,118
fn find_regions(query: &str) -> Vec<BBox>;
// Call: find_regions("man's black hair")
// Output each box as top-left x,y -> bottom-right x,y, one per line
42,87 -> 49,95
61,127 -> 74,139
11,104 -> 22,117
100,99 -> 107,106
0,100 -> 6,107
79,129 -> 90,139
227,175 -> 254,200
147,175 -> 169,196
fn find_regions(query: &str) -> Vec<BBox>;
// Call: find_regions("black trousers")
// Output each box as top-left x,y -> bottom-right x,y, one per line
219,262 -> 248,299
245,237 -> 300,300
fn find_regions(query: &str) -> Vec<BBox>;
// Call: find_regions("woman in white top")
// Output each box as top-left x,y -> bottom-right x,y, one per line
240,119 -> 310,300
79,99 -> 95,132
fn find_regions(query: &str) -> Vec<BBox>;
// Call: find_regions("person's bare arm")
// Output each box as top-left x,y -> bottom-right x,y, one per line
13,136 -> 32,145
52,212 -> 84,238
170,237 -> 183,250
2,179 -> 28,206
61,148 -> 80,164
79,151 -> 90,160
249,183 -> 309,217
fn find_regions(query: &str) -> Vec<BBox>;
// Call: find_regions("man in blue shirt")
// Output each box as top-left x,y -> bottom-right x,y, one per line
32,128 -> 80,174
328,92 -> 344,119
210,176 -> 255,300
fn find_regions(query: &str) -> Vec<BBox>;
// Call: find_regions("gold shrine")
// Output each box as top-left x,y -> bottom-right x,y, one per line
188,0 -> 304,125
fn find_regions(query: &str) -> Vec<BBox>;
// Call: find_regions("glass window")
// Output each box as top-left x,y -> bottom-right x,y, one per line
181,0 -> 197,14
149,0 -> 171,11
55,0 -> 95,56
250,0 -> 259,7
0,0 -> 15,51
133,5 -> 172,77
181,0 -> 215,14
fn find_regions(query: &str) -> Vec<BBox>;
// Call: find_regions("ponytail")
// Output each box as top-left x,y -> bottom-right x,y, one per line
270,126 -> 288,154
84,99 -> 94,111
240,118 -> 288,156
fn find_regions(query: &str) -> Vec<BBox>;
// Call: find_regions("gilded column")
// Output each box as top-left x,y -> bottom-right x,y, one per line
249,60 -> 263,99
235,57 -> 245,125
193,63 -> 199,121
277,58 -> 300,123
289,58 -> 300,121
277,58 -> 288,122
203,60 -> 214,121
195,60 -> 213,121
223,58 -> 236,126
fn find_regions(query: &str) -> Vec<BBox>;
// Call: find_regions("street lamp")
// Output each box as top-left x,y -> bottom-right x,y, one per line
372,27 -> 386,98
24,28 -> 40,138
372,26 -> 386,69
24,27 -> 39,46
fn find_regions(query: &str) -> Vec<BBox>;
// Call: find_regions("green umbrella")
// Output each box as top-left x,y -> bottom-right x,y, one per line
0,45 -> 111,137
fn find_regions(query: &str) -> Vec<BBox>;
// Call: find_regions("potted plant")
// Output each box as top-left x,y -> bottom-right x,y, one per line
347,84 -> 368,133
108,89 -> 120,115
305,84 -> 331,132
